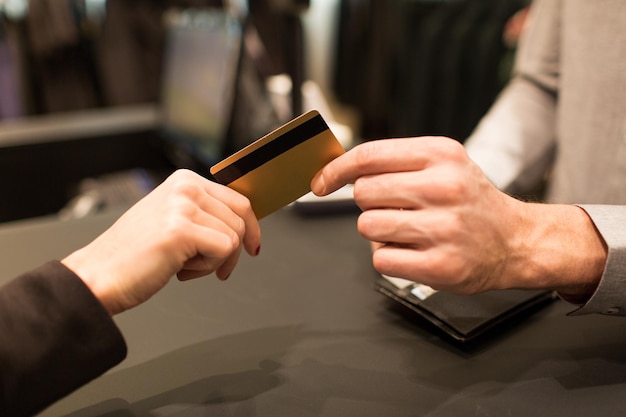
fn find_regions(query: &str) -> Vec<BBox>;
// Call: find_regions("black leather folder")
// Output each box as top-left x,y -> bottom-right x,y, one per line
374,276 -> 557,344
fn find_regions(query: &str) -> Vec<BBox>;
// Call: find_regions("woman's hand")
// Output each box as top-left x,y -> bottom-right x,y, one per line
62,169 -> 261,315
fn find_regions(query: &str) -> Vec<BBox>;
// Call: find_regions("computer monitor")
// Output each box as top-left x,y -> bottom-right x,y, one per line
159,9 -> 242,168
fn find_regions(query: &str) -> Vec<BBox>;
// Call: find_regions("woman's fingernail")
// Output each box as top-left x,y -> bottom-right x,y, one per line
255,245 -> 261,256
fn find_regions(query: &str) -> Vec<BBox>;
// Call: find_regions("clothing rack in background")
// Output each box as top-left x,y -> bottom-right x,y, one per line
333,0 -> 530,143
0,0 -> 308,121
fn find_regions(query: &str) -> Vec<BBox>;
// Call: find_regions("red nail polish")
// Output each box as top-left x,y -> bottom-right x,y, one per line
255,245 -> 261,256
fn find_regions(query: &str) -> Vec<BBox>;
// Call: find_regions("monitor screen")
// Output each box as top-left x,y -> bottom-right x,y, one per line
160,9 -> 242,167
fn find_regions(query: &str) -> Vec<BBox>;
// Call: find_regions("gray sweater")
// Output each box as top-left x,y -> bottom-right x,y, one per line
465,0 -> 626,315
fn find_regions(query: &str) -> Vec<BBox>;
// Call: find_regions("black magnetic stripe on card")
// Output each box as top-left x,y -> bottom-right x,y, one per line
212,114 -> 329,184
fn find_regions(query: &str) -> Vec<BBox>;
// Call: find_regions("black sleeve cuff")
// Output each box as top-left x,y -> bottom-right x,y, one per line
0,260 -> 127,417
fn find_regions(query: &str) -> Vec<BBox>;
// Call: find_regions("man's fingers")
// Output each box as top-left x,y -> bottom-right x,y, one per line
311,137 -> 460,196
371,245 -> 470,293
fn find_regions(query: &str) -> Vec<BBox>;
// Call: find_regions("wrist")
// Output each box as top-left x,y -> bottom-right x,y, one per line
62,248 -> 120,316
503,202 -> 606,298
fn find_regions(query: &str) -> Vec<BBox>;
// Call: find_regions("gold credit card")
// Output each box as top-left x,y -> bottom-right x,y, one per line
210,110 -> 345,219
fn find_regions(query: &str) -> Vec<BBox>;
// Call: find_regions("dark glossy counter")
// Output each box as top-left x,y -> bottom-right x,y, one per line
1,207 -> 625,417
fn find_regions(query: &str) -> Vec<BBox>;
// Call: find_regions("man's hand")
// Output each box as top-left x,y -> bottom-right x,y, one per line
312,137 -> 606,299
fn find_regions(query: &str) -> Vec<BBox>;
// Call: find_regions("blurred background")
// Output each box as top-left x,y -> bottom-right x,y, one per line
0,0 -> 529,222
